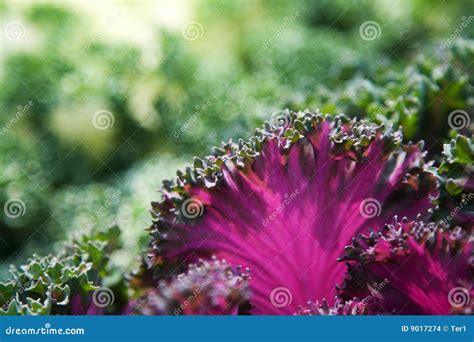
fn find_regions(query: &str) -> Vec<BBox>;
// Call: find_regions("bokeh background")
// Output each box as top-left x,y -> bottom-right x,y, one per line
0,0 -> 473,279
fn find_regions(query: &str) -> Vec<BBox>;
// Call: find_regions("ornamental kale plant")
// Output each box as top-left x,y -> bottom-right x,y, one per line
1,111 -> 472,316
0,226 -> 125,315
130,111 -> 472,315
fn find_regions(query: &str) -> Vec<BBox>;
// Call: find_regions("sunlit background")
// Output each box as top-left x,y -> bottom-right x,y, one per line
0,0 -> 472,279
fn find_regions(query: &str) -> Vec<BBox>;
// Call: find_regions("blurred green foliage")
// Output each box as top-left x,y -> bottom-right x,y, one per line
0,226 -> 123,315
311,39 -> 474,154
0,0 -> 473,277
